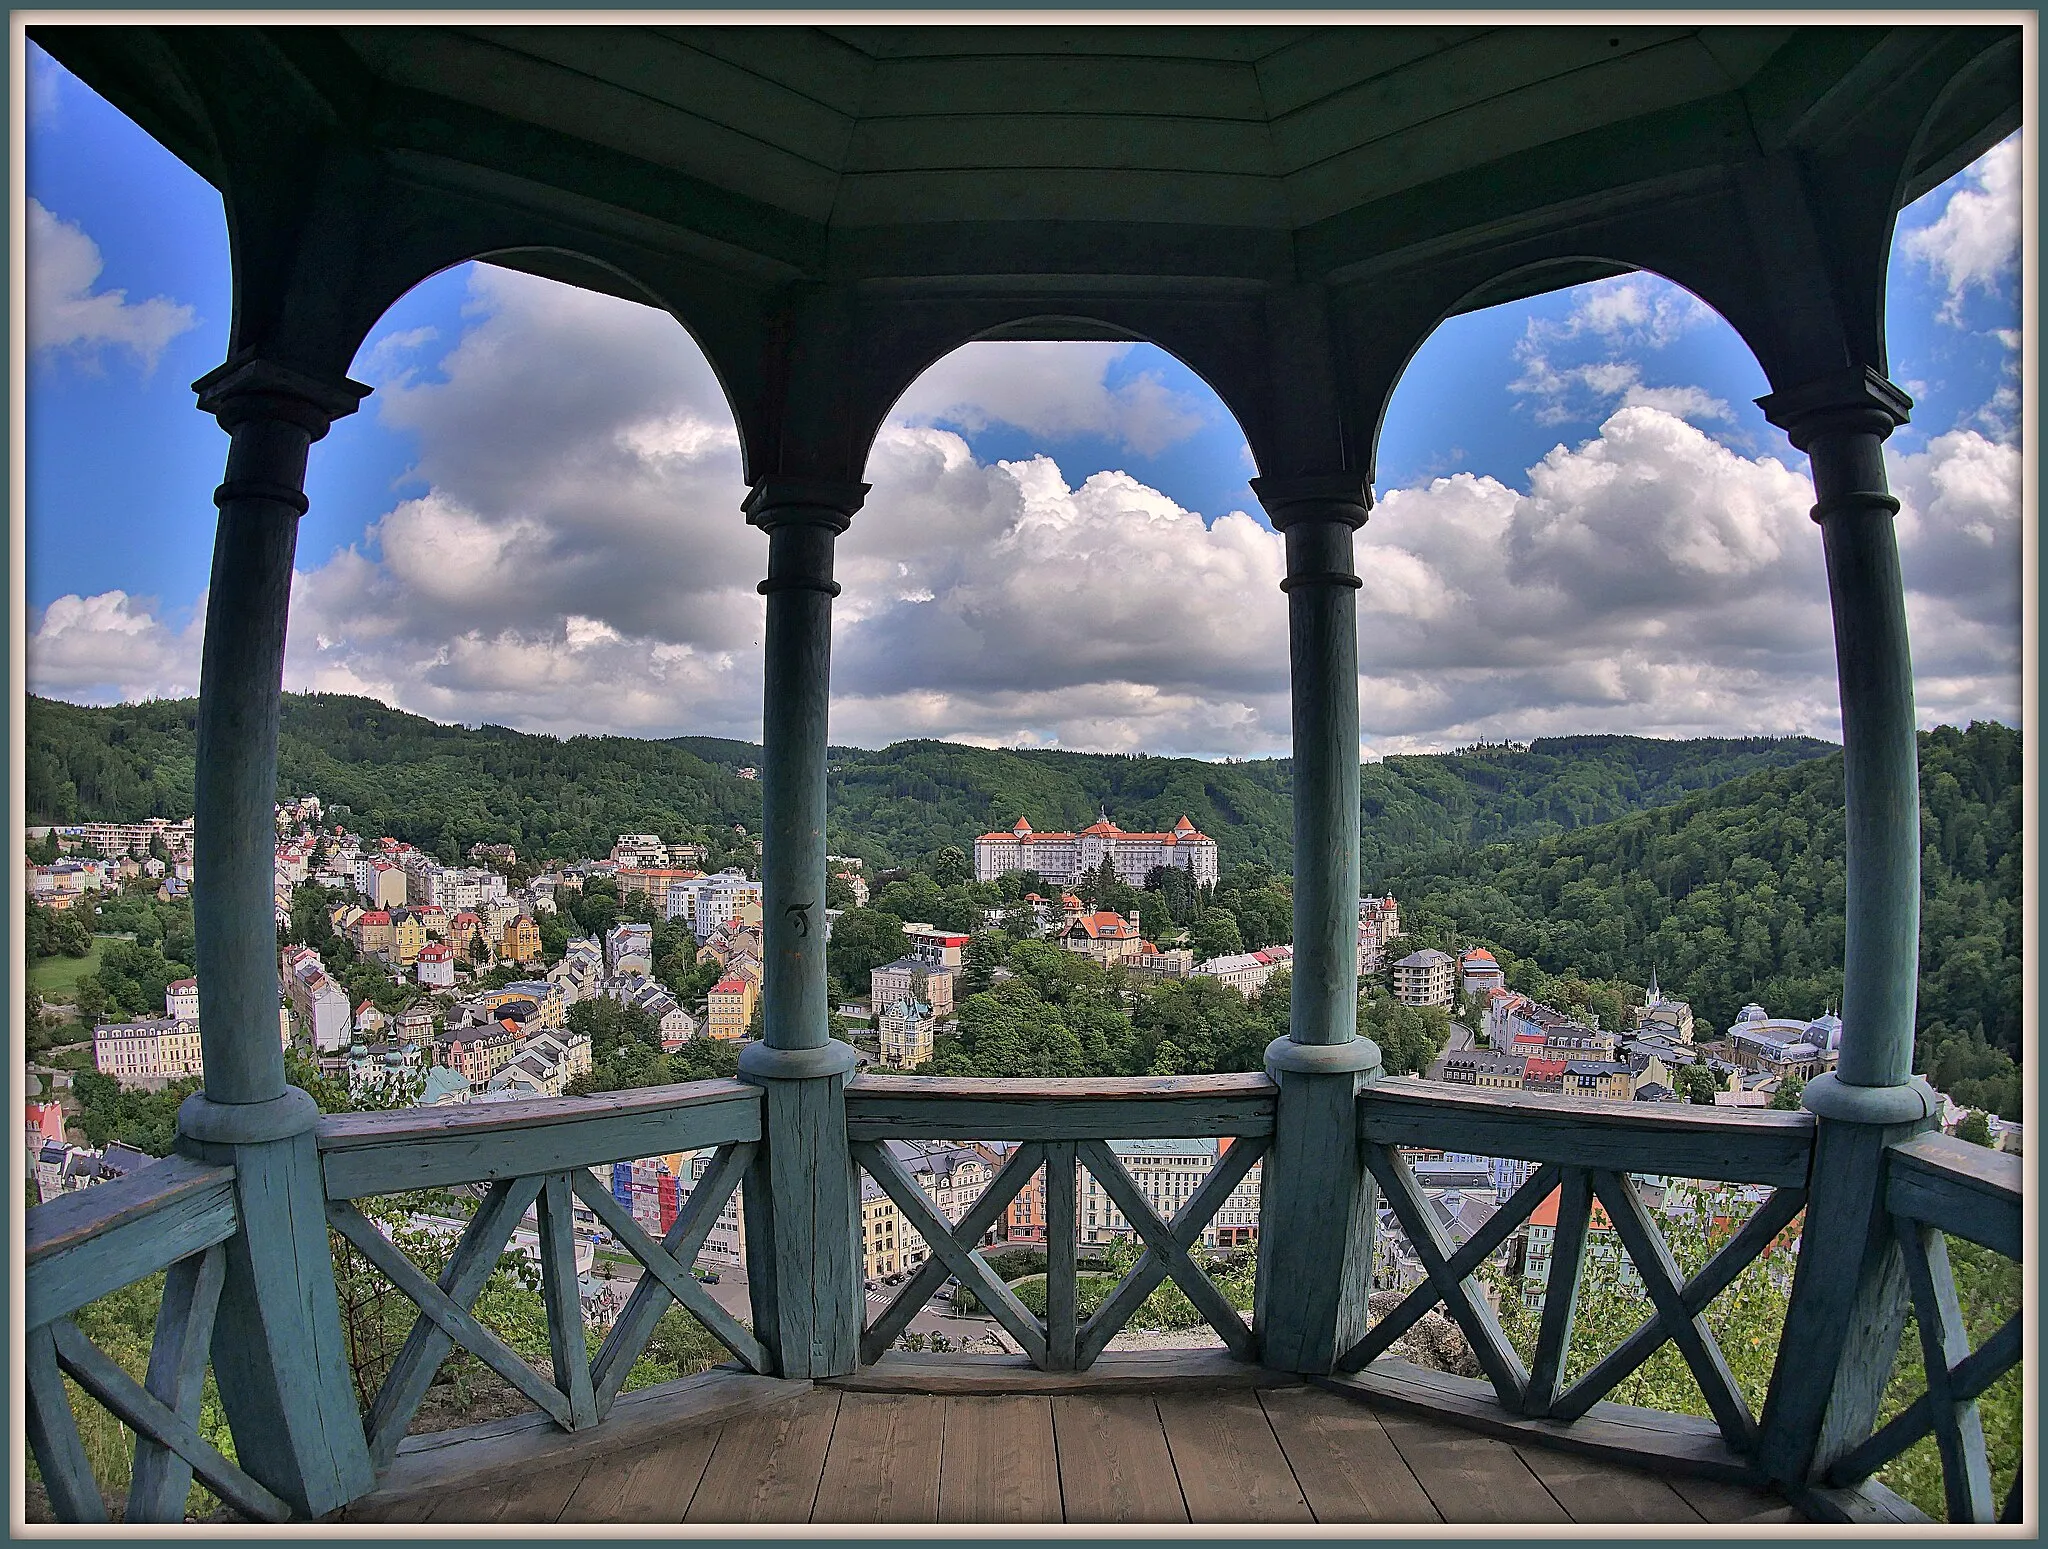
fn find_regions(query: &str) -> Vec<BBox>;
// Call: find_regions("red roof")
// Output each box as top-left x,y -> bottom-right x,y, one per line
167,977 -> 198,990
418,942 -> 453,962
712,976 -> 746,994
358,910 -> 390,925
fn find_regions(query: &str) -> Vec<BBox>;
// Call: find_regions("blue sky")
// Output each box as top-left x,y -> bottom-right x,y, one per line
24,40 -> 2024,758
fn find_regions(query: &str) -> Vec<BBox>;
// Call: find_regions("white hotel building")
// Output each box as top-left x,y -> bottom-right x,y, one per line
975,814 -> 1220,887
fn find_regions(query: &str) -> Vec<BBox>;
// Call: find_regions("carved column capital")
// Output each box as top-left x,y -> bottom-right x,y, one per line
193,356 -> 371,439
743,476 -> 868,534
1756,366 -> 1912,451
1249,472 -> 1372,532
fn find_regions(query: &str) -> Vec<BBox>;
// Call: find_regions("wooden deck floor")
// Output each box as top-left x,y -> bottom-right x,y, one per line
338,1355 -> 1801,1527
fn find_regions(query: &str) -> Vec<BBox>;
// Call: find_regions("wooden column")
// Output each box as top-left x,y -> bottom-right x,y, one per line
735,476 -> 866,1379
1247,474 -> 1383,1374
174,357 -> 376,1516
1753,368 -> 1941,1491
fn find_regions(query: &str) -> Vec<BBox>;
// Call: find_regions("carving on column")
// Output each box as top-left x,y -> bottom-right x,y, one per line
194,356 -> 371,437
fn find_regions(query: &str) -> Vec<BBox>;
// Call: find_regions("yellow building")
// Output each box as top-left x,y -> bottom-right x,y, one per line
502,914 -> 543,965
861,1176 -> 902,1280
391,911 -> 427,966
706,974 -> 756,1041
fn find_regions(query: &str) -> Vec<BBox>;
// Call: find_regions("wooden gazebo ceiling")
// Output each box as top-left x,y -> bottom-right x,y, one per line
38,22 -> 2020,297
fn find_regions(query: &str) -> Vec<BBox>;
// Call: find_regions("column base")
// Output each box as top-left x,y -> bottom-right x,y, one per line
1265,1034 -> 1382,1082
177,1087 -> 320,1147
1801,1073 -> 1938,1126
738,1039 -> 862,1083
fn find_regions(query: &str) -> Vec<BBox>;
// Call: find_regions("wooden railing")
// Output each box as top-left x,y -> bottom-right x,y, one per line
844,1073 -> 1274,1370
1824,1131 -> 2024,1523
312,1078 -> 767,1471
22,1069 -> 2024,1525
24,1155 -> 289,1523
1344,1081 -> 1815,1460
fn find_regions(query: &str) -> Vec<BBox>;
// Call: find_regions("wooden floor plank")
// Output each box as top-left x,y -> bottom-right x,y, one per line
428,1459 -> 590,1523
1260,1385 -> 1441,1523
1052,1395 -> 1188,1524
813,1392 -> 946,1523
685,1388 -> 840,1523
936,1395 -> 1062,1523
1157,1390 -> 1312,1523
1667,1472 -> 1802,1524
558,1427 -> 721,1523
1376,1411 -> 1570,1523
1514,1443 -> 1703,1523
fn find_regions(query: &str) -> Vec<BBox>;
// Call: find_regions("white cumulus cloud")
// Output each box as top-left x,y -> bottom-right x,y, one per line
29,266 -> 2021,757
27,200 -> 198,372
1903,133 -> 2023,324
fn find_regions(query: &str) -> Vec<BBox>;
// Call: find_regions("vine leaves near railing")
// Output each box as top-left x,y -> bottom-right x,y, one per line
573,1140 -> 768,1402
1344,1143 -> 1806,1461
850,1135 -> 1269,1372
1587,1168 -> 1756,1452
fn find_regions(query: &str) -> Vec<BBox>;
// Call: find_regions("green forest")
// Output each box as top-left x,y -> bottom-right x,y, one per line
1384,721 -> 2024,1117
28,692 -> 1833,874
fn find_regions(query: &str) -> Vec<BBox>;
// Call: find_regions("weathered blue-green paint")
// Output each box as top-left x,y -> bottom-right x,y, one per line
1044,1141 -> 1079,1371
585,1142 -> 763,1408
314,1080 -> 761,1199
1752,370 -> 1942,1497
25,1155 -> 239,1329
738,477 -> 866,1380
845,1072 -> 1275,1141
1550,1183 -> 1808,1423
1364,1143 -> 1527,1406
857,1140 -> 1046,1365
26,1321 -> 106,1523
126,1243 -> 228,1521
570,1162 -> 771,1377
1523,1168 -> 1592,1417
537,1173 -> 599,1429
1893,1219 -> 1994,1521
173,359 -> 375,1520
1885,1131 -> 2024,1260
1338,1159 -> 1561,1375
1247,475 -> 1382,1377
1361,1081 -> 1816,1187
854,1138 -> 1049,1366
1826,1313 -> 2019,1491
342,1173 -> 544,1467
51,1315 -> 289,1523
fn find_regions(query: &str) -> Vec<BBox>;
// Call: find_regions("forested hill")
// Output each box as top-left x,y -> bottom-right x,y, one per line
29,692 -> 1831,872
1386,722 -> 2023,1104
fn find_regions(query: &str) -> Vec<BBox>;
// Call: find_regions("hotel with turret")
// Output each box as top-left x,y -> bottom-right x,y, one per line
974,813 -> 1220,887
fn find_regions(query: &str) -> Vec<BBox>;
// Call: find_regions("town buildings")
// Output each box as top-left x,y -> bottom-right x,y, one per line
877,996 -> 935,1069
281,944 -> 353,1052
92,1017 -> 204,1083
974,814 -> 1220,887
1196,945 -> 1293,997
1459,948 -> 1506,996
1391,947 -> 1456,1007
416,941 -> 457,988
1059,907 -> 1148,966
706,974 -> 757,1041
1357,895 -> 1401,974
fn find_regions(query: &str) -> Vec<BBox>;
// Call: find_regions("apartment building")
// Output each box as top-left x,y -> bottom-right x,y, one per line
93,1018 -> 203,1082
1391,948 -> 1456,1007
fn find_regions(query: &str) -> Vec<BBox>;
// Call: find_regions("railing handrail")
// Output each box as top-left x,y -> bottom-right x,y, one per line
1360,1078 -> 1816,1187
315,1078 -> 763,1199
26,1155 -> 240,1329
845,1071 -> 1277,1141
1885,1130 -> 2022,1260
